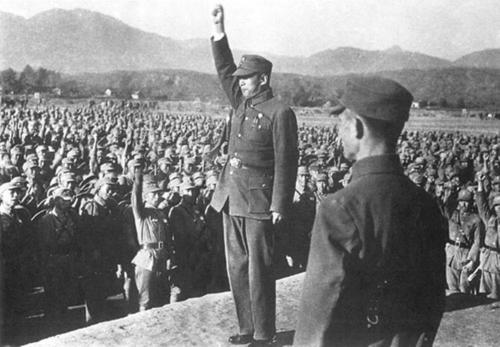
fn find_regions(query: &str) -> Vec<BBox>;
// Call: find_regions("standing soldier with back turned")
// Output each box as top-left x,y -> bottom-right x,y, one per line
210,5 -> 298,346
295,77 -> 446,347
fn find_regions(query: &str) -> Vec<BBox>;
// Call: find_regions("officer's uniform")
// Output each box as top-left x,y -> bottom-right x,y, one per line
295,77 -> 446,347
476,193 -> 500,299
210,35 -> 298,340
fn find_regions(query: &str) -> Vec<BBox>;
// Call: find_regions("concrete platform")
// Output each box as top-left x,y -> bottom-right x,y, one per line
27,273 -> 500,347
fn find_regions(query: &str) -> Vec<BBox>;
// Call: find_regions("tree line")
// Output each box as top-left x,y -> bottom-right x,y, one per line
2,65 -> 500,109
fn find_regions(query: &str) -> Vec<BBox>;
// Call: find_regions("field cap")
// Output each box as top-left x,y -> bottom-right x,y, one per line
52,187 -> 73,201
143,181 -> 162,195
233,55 -> 273,77
339,76 -> 413,122
457,189 -> 473,202
297,166 -> 310,176
316,172 -> 328,182
94,177 -> 117,192
0,180 -> 24,196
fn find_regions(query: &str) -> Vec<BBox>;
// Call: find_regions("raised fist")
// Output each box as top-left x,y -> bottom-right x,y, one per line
212,4 -> 224,24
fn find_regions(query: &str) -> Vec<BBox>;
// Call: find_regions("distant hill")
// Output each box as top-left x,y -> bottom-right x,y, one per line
0,8 -> 474,76
454,49 -> 500,69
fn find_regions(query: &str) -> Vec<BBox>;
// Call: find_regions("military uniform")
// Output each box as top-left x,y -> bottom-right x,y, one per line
38,204 -> 80,318
442,192 -> 482,294
131,173 -> 170,310
210,35 -> 298,340
295,77 -> 446,347
476,193 -> 500,299
79,191 -> 120,323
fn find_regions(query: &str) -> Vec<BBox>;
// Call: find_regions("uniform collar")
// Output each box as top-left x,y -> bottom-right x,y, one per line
246,87 -> 273,108
351,154 -> 404,182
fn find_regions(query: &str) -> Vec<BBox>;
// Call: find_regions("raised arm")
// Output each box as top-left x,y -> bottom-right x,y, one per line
131,163 -> 145,220
211,4 -> 242,109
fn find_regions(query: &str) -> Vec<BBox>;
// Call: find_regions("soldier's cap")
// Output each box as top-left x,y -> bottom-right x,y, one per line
316,172 -> 328,182
409,171 -> 424,184
0,180 -> 24,196
492,176 -> 500,185
52,187 -> 73,201
26,153 -> 38,162
297,166 -> 310,176
184,156 -> 196,165
23,161 -> 39,171
67,149 -> 79,158
169,172 -> 182,181
457,189 -> 473,202
60,171 -> 77,182
206,175 -> 218,186
158,157 -> 173,166
100,162 -> 117,172
180,180 -> 196,191
493,195 -> 500,207
143,181 -> 162,195
205,170 -> 217,179
192,172 -> 204,182
94,177 -> 118,192
339,76 -> 413,123
434,178 -> 444,185
232,55 -> 273,77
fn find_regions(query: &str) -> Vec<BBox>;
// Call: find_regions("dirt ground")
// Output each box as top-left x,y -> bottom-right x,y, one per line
24,273 -> 500,347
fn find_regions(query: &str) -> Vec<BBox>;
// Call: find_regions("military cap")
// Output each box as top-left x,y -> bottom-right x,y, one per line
232,55 -> 273,77
23,161 -> 39,172
0,180 -> 24,196
94,177 -> 118,192
52,187 -> 73,201
158,157 -> 173,166
492,176 -> 500,185
493,195 -> 500,207
35,144 -> 48,153
180,180 -> 196,192
100,162 -> 117,172
457,189 -> 473,202
409,172 -> 424,185
205,170 -> 217,179
184,156 -> 196,165
143,181 -> 162,195
192,172 -> 204,182
60,171 -> 77,182
316,172 -> 328,182
297,166 -> 310,176
339,76 -> 413,122
206,175 -> 218,186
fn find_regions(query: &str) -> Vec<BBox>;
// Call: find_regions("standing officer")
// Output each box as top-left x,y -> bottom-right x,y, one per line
295,76 -> 446,347
210,5 -> 298,346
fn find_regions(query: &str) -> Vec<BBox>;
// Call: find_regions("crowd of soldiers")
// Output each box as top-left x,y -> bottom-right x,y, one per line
0,102 -> 499,341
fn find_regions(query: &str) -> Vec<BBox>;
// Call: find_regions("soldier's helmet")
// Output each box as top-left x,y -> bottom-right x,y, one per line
457,189 -> 473,202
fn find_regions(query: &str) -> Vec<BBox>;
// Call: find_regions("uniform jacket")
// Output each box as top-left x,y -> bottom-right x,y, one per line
476,191 -> 500,273
295,154 -> 446,347
210,36 -> 298,219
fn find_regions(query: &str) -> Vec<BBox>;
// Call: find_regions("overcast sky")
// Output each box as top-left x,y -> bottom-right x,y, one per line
1,0 -> 499,60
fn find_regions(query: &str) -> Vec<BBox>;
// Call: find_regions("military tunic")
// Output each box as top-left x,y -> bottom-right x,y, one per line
210,35 -> 298,340
476,191 -> 500,299
295,155 -> 446,347
442,201 -> 482,294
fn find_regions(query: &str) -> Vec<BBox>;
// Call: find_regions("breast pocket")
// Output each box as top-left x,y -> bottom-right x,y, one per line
246,114 -> 272,144
248,175 -> 273,214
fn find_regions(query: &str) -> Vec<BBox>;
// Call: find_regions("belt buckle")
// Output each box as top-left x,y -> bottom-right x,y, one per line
230,157 -> 242,169
158,241 -> 164,250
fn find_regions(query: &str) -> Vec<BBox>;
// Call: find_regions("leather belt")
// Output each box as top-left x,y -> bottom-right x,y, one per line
483,244 -> 500,252
141,242 -> 164,250
447,239 -> 470,249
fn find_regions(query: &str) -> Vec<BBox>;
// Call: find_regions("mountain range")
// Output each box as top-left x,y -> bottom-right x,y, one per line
1,8 -> 500,75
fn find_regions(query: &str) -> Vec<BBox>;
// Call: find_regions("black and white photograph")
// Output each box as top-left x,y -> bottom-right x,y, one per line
0,0 -> 499,346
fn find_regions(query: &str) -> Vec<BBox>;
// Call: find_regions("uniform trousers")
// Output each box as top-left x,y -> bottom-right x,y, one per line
223,210 -> 276,340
